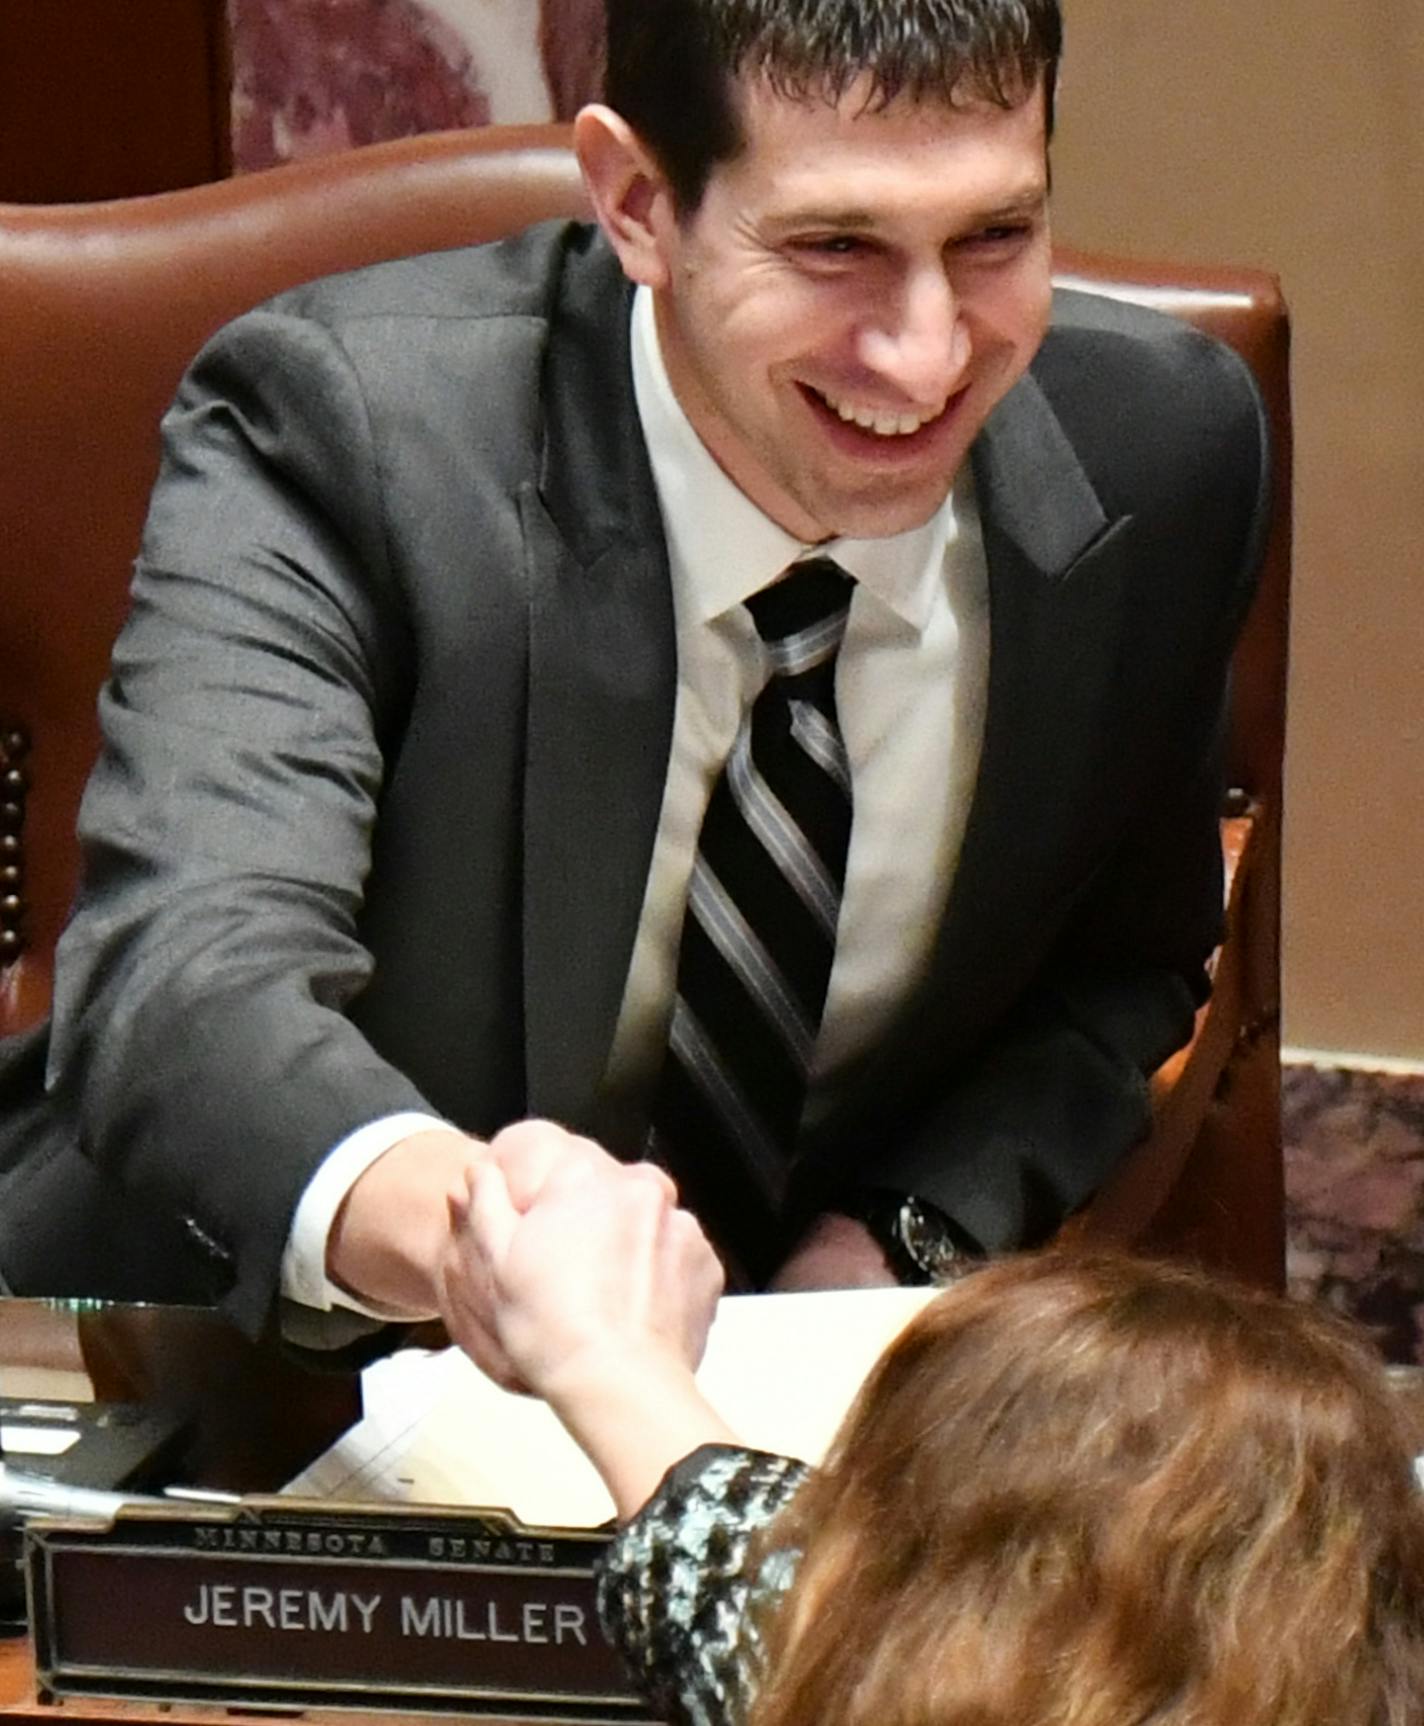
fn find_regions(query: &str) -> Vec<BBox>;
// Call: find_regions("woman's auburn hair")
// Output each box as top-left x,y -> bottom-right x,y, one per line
747,1250 -> 1424,1726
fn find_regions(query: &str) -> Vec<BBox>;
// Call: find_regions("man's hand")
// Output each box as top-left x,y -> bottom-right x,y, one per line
326,1127 -> 486,1317
769,1211 -> 898,1292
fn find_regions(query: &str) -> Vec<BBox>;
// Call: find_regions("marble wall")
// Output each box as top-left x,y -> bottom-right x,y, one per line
1286,1065 -> 1424,1364
229,0 -> 605,172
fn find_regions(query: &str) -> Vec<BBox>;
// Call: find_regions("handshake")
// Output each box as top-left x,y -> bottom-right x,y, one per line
323,1115 -> 892,1513
435,1124 -> 724,1398
431,1127 -> 735,1517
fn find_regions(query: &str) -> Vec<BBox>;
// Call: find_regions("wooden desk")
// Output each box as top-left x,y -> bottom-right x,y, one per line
0,1302 -> 531,1724
1,1636 -> 547,1725
1,1301 -> 361,1494
4,1636 -> 225,1722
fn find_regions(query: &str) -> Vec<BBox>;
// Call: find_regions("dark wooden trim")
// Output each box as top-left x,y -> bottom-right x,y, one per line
0,0 -> 231,203
0,723 -> 29,968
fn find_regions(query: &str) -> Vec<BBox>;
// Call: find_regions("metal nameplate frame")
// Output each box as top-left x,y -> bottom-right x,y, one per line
27,1498 -> 654,1720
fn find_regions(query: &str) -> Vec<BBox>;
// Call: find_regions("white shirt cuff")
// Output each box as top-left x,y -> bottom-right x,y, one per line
281,1111 -> 464,1320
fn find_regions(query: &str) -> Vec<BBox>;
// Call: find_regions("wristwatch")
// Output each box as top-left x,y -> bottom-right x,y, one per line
841,1190 -> 982,1287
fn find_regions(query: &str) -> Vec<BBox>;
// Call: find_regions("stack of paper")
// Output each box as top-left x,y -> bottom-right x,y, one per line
287,1286 -> 938,1525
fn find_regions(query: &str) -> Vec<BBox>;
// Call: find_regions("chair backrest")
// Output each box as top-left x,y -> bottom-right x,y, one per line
0,124 -> 1290,1043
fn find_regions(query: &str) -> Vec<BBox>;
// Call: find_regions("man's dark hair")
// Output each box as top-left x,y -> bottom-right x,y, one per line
603,0 -> 1063,213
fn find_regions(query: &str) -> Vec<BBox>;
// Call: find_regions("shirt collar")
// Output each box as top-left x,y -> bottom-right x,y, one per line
630,286 -> 961,634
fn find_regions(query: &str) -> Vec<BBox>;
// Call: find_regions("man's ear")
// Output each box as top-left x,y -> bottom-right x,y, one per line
574,104 -> 677,288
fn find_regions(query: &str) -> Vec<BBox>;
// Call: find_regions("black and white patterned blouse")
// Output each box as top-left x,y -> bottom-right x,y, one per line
595,1445 -> 811,1726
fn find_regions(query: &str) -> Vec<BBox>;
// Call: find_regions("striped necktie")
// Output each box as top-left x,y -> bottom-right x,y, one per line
650,557 -> 855,1282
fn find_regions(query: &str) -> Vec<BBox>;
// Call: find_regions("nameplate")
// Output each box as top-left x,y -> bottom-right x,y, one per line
27,1499 -> 652,1719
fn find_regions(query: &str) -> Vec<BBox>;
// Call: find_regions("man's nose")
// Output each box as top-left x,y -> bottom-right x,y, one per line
857,267 -> 969,407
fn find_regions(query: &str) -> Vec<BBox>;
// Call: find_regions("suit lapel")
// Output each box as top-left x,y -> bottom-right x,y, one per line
922,368 -> 1137,1041
520,499 -> 674,1130
519,239 -> 676,1130
821,369 -> 1138,1120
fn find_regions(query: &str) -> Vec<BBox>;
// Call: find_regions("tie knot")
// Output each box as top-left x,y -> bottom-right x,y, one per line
747,558 -> 854,679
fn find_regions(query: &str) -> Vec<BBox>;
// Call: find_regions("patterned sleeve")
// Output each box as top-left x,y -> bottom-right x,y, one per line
595,1444 -> 811,1726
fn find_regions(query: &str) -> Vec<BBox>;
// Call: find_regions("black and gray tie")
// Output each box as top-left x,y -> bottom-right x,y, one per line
650,557 -> 855,1280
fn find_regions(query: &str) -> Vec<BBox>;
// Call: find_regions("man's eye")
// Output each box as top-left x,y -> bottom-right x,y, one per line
798,235 -> 865,257
963,223 -> 1032,249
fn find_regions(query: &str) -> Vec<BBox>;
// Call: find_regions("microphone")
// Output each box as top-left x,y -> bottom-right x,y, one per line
0,1460 -> 166,1526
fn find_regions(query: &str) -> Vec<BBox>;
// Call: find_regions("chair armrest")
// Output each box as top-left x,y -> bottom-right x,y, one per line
1059,809 -> 1258,1247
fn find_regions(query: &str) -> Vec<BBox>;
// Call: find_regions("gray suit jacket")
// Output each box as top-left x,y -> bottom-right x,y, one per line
0,222 -> 1269,1333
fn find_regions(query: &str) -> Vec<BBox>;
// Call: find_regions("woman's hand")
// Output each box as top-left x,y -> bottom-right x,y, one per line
446,1151 -> 723,1398
430,1118 -> 619,1388
438,1146 -> 734,1516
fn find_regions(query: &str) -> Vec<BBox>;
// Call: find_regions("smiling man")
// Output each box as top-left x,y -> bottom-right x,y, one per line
0,0 -> 1269,1346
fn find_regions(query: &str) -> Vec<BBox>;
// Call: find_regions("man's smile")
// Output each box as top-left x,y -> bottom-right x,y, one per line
814,385 -> 950,437
798,381 -> 967,458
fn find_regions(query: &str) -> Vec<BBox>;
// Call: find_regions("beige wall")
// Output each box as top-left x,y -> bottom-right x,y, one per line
1049,1 -> 1424,1064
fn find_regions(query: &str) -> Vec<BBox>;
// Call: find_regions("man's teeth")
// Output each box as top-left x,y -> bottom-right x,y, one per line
821,393 -> 942,436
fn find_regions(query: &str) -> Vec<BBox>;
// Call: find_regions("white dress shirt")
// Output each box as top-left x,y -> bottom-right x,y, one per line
282,285 -> 991,1318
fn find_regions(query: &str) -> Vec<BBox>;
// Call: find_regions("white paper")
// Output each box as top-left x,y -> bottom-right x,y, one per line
286,1285 -> 938,1526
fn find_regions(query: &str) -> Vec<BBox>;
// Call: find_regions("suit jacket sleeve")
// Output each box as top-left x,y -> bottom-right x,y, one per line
33,228 -> 645,1334
46,305 -> 435,1335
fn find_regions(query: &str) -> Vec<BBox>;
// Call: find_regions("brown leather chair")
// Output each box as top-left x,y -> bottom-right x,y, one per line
0,124 -> 1289,1288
